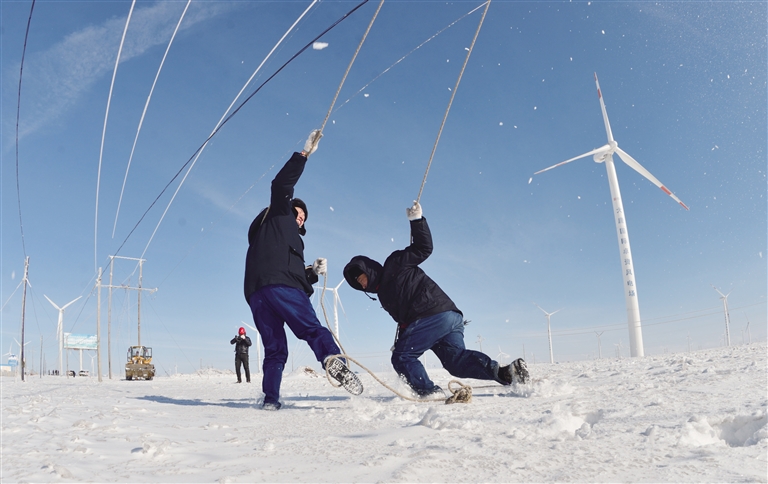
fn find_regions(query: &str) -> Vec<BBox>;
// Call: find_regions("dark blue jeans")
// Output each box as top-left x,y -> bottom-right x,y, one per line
248,285 -> 341,404
392,310 -> 502,394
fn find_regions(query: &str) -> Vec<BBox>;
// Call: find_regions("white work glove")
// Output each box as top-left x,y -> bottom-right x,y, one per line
303,129 -> 323,157
312,257 -> 327,276
406,201 -> 422,221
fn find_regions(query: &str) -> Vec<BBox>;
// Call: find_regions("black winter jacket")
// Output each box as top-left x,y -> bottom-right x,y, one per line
343,217 -> 461,328
230,335 -> 252,354
244,152 -> 318,302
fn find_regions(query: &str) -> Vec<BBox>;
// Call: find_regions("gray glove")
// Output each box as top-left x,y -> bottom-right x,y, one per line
303,129 -> 323,157
312,257 -> 327,276
406,201 -> 423,221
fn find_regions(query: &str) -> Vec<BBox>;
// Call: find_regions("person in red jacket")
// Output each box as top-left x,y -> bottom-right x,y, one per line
344,201 -> 528,398
230,327 -> 252,383
244,130 -> 362,410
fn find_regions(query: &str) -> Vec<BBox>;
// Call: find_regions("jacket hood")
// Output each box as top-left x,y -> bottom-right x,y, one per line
343,256 -> 383,294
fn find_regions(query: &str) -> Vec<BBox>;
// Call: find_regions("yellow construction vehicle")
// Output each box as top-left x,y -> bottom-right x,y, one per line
125,346 -> 155,380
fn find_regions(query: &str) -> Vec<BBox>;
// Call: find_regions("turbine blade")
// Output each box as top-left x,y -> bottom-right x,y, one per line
615,147 -> 689,210
594,73 -> 615,143
44,294 -> 61,310
534,145 -> 609,175
60,296 -> 82,311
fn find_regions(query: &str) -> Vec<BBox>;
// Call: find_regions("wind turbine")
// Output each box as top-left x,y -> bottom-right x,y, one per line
12,338 -> 31,375
44,295 -> 82,377
496,346 -> 510,366
4,344 -> 17,367
534,303 -> 560,364
326,279 -> 346,340
533,73 -> 689,358
711,285 -> 732,347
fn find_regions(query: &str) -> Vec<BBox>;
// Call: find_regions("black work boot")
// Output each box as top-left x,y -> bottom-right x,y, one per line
512,358 -> 529,384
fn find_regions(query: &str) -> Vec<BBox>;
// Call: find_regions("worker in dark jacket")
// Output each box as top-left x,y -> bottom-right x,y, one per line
244,130 -> 362,410
343,201 -> 529,398
230,326 -> 253,383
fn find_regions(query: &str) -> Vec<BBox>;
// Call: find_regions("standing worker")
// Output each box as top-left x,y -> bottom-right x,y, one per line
343,201 -> 529,399
244,129 -> 362,411
230,327 -> 252,383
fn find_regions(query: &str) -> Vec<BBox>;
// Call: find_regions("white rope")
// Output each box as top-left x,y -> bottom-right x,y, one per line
416,0 -> 491,203
319,0 -> 385,134
112,0 -> 192,238
95,0 -> 136,271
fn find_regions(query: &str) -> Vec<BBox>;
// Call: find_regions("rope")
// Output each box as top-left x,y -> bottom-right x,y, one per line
446,380 -> 473,404
319,0 -> 385,134
416,0 -> 491,203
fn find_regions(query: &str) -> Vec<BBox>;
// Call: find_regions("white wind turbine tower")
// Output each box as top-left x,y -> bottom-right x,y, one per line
44,295 -> 81,377
711,285 -> 732,347
326,279 -> 347,340
533,73 -> 689,358
534,303 -> 560,364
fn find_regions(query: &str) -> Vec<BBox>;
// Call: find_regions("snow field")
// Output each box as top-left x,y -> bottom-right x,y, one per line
2,343 -> 766,482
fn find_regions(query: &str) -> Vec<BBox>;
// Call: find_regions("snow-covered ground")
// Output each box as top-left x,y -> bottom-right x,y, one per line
2,343 -> 766,483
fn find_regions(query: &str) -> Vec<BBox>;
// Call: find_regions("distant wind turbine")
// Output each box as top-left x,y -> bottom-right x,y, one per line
44,295 -> 81,377
711,285 -> 732,347
496,346 -> 510,366
533,73 -> 689,358
326,279 -> 346,340
534,303 -> 560,364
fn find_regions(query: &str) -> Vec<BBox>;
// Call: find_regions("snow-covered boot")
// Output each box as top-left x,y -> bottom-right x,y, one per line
326,357 -> 364,396
512,358 -> 529,384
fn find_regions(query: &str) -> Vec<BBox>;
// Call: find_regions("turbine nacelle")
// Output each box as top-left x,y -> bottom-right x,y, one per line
592,143 -> 613,163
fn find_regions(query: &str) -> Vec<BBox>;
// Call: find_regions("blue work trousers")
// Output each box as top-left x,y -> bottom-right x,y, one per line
248,285 -> 341,404
392,310 -> 501,394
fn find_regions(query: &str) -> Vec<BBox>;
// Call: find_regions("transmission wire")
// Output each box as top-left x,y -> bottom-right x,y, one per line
14,0 -> 36,259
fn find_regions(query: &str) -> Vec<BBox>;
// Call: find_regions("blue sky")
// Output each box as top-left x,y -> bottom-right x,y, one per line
2,1 -> 765,375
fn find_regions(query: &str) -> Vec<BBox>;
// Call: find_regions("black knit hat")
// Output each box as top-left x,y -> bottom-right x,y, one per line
292,198 -> 308,236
